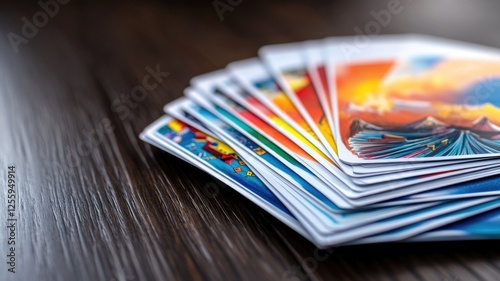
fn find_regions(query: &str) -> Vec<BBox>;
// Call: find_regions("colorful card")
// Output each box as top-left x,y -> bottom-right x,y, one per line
329,36 -> 500,165
140,116 -> 311,241
259,41 -> 340,165
139,34 -> 500,247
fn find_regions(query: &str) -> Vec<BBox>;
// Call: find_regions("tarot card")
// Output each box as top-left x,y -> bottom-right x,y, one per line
139,116 -> 311,240
362,57 -> 500,160
328,35 -> 500,165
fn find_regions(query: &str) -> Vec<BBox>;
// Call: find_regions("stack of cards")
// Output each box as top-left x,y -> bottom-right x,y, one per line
141,34 -> 500,248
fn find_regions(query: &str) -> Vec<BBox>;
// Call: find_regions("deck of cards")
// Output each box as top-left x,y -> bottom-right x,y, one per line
141,34 -> 500,248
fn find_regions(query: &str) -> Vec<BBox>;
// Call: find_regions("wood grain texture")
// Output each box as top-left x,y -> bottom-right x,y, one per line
1,0 -> 500,280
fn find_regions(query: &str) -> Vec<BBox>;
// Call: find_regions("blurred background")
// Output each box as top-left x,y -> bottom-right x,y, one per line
3,0 -> 500,87
2,1 -> 500,280
3,0 -> 500,128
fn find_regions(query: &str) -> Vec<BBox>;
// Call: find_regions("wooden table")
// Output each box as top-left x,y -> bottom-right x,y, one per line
2,0 -> 500,280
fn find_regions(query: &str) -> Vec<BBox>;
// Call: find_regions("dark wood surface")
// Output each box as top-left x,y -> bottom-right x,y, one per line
2,0 -> 500,280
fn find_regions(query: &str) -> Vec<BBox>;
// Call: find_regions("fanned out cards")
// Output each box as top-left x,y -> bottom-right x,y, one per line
141,35 -> 500,248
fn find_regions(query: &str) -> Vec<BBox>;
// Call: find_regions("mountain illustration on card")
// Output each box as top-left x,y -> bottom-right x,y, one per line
401,116 -> 448,130
348,116 -> 500,159
472,116 -> 500,132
